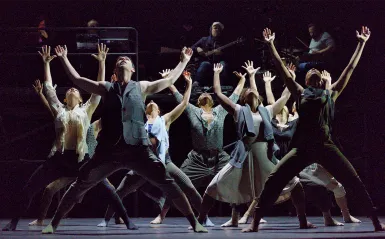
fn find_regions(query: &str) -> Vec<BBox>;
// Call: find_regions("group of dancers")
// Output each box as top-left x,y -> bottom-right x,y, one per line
3,25 -> 385,235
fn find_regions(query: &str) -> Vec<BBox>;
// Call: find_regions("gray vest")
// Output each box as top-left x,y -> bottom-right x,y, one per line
100,80 -> 149,146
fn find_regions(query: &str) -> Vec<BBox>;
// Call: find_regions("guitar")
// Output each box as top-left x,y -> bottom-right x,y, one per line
197,37 -> 245,61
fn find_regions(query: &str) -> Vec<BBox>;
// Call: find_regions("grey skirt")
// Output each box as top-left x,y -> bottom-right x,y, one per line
206,142 -> 299,204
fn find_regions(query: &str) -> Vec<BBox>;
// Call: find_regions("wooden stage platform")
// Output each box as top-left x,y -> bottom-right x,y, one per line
2,217 -> 385,239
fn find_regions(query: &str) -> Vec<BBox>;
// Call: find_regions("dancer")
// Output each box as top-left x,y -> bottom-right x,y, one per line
2,44 -> 108,231
97,70 -> 203,227
41,45 -> 207,233
28,79 -> 115,226
242,26 -> 384,232
197,62 -> 313,230
149,65 -> 246,225
239,67 -> 360,226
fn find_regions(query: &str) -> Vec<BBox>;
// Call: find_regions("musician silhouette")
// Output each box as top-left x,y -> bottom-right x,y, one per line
191,22 -> 228,88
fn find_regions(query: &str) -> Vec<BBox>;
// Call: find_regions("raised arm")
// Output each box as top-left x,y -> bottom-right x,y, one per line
38,45 -> 61,116
270,64 -> 296,116
168,71 -> 199,115
262,71 -> 276,105
85,44 -> 109,119
263,28 -> 303,99
288,102 -> 299,122
164,71 -> 192,127
232,71 -> 247,96
32,79 -> 54,118
270,87 -> 291,117
213,63 -> 237,116
242,60 -> 260,96
321,70 -> 332,90
54,45 -> 107,97
330,26 -> 370,101
140,47 -> 193,97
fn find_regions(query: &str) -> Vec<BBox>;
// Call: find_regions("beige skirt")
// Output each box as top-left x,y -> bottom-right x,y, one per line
206,142 -> 299,204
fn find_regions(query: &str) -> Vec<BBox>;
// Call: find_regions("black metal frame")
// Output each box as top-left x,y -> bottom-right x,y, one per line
0,27 -> 139,81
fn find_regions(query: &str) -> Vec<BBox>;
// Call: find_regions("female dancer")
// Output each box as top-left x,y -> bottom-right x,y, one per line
28,79 -> 104,226
2,44 -> 105,231
239,67 -> 360,226
97,70 -> 202,226
197,62 -> 314,230
242,27 -> 384,232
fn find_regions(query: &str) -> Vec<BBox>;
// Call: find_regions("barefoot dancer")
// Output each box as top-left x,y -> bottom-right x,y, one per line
97,70 -> 203,227
243,27 -> 384,233
2,44 -> 108,231
239,66 -> 360,226
197,62 -> 313,230
149,64 -> 246,225
41,46 -> 207,233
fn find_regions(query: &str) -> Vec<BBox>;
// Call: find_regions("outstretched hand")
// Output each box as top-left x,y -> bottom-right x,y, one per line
286,63 -> 297,80
356,26 -> 371,43
180,47 -> 193,63
54,45 -> 68,58
32,79 -> 43,94
263,28 -> 275,43
183,71 -> 192,84
321,70 -> 332,84
214,63 -> 224,73
242,60 -> 260,75
91,43 -> 109,62
38,45 -> 56,63
233,71 -> 247,80
159,69 -> 172,78
263,71 -> 276,83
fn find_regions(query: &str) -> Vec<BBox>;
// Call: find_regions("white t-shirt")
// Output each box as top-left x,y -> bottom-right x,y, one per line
234,104 -> 273,141
309,32 -> 335,54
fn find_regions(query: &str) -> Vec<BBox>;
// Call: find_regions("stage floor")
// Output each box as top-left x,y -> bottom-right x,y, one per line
1,217 -> 385,239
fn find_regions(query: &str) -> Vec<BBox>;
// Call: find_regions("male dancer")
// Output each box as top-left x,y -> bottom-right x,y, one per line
41,45 -> 207,233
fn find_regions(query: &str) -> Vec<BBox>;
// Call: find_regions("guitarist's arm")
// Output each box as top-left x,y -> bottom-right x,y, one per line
192,37 -> 206,56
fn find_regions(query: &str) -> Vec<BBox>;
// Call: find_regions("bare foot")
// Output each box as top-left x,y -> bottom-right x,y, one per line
42,224 -> 55,234
193,222 -> 208,233
221,219 -> 238,227
300,221 -> 317,229
238,215 -> 249,224
115,217 -> 125,225
324,217 -> 344,227
2,221 -> 17,231
242,224 -> 258,233
203,217 -> 215,227
242,219 -> 259,233
260,218 -> 267,224
344,215 -> 361,223
97,220 -> 108,227
374,223 -> 385,232
150,215 -> 164,224
126,219 -> 138,230
29,219 -> 44,226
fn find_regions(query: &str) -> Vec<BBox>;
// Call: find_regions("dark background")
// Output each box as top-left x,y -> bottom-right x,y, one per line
0,0 -> 384,219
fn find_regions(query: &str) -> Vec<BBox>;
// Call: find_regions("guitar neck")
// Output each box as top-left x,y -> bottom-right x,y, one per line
206,40 -> 241,57
215,40 -> 238,51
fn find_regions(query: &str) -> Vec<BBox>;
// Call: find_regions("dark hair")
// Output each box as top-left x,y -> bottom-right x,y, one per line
308,23 -> 317,29
239,88 -> 264,106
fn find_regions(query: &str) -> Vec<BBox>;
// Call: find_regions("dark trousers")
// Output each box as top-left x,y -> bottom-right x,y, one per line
9,151 -> 82,222
50,143 -> 184,227
300,179 -> 332,212
103,161 -> 202,221
195,61 -> 228,86
255,139 -> 376,216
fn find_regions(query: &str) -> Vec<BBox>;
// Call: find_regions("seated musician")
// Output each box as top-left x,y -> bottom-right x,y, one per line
191,22 -> 228,88
298,23 -> 336,72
